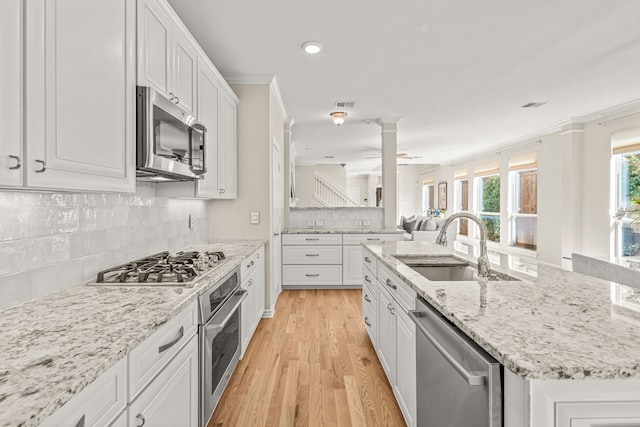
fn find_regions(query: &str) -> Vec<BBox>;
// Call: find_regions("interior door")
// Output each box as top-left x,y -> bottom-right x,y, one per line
272,139 -> 283,304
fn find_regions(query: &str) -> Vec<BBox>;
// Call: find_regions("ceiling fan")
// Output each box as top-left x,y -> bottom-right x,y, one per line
363,148 -> 422,160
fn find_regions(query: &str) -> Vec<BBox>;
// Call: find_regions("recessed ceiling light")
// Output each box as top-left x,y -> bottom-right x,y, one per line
520,102 -> 548,108
302,41 -> 323,54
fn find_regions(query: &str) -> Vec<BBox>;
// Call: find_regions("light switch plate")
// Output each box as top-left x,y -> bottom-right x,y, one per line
250,211 -> 260,224
188,214 -> 196,229
354,220 -> 363,226
306,220 -> 315,227
315,220 -> 324,227
362,220 -> 372,227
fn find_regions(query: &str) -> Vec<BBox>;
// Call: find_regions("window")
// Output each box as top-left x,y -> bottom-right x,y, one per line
510,153 -> 538,251
454,170 -> 469,236
422,177 -> 435,215
475,161 -> 500,243
613,130 -> 640,259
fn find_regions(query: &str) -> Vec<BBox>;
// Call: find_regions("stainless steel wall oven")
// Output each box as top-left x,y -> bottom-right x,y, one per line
198,266 -> 245,427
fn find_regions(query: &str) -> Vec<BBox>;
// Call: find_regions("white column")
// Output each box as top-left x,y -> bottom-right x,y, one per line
381,120 -> 400,229
560,122 -> 584,269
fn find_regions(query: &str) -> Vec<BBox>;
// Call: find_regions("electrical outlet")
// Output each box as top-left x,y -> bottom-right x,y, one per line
306,220 -> 315,227
250,211 -> 260,224
354,220 -> 363,226
315,220 -> 324,227
362,220 -> 372,227
188,214 -> 196,229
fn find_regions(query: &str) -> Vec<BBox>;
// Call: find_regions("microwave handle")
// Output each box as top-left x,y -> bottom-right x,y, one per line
189,122 -> 207,176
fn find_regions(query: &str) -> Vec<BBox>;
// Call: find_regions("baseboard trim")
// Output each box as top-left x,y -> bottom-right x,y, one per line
262,309 -> 275,318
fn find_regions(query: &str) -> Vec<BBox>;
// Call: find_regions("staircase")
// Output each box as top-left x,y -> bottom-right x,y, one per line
313,173 -> 359,207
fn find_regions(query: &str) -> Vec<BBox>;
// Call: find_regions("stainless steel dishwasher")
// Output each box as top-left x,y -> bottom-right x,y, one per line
409,297 -> 502,427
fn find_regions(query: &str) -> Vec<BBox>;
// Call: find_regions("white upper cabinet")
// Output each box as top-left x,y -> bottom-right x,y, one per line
0,0 -> 23,187
22,0 -> 135,193
218,92 -> 238,199
138,0 -> 197,116
194,59 -> 220,197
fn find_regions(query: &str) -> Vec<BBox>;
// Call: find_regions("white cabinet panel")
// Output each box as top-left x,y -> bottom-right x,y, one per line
25,0 -> 135,192
282,265 -> 342,286
129,335 -> 198,427
172,30 -> 197,116
241,268 -> 257,357
282,234 -> 343,245
395,308 -> 416,427
377,286 -> 396,384
282,245 -> 342,264
342,233 -> 403,245
195,58 -> 220,197
108,411 -> 127,427
39,358 -> 127,427
128,300 -> 197,400
343,244 -> 364,285
0,0 -> 23,187
217,93 -> 237,198
138,0 -> 171,95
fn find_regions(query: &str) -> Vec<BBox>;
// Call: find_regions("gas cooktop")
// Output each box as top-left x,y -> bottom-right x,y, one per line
89,250 -> 226,287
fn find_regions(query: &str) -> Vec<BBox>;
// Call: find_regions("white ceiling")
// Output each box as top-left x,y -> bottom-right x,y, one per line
167,0 -> 640,175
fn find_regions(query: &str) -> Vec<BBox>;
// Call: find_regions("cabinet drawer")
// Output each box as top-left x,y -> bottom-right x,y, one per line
362,249 -> 378,275
282,234 -> 342,245
378,264 -> 416,312
362,269 -> 376,289
282,245 -> 342,264
128,300 -> 198,400
362,281 -> 377,310
283,265 -> 342,286
363,302 -> 377,346
343,233 -> 403,245
39,358 -> 126,427
241,246 -> 263,279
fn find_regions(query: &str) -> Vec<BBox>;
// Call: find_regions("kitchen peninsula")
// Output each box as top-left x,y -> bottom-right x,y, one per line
363,240 -> 640,427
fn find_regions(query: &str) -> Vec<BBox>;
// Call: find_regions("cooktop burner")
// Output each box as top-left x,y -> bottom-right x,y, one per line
93,250 -> 226,285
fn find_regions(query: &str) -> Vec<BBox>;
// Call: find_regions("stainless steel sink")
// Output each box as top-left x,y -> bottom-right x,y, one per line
393,255 -> 521,282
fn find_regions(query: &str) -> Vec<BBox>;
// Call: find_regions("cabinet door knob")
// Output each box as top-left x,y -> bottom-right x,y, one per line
35,159 -> 46,173
168,92 -> 175,101
8,155 -> 21,170
136,414 -> 146,426
174,96 -> 180,104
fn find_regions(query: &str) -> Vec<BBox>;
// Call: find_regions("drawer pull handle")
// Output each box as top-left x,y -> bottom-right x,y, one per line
366,238 -> 380,241
251,260 -> 255,266
305,273 -> 319,277
364,317 -> 372,327
248,279 -> 253,286
364,294 -> 372,303
364,257 -> 371,263
306,253 -> 320,257
364,275 -> 371,283
136,414 -> 146,426
385,278 -> 397,290
387,303 -> 395,314
35,159 -> 46,173
9,155 -> 21,170
158,326 -> 184,353
305,238 -> 319,241
75,414 -> 85,427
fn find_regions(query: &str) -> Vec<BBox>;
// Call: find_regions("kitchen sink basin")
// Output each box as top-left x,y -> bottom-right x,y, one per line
393,255 -> 521,282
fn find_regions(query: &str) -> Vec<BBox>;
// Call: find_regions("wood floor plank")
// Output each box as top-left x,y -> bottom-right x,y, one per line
207,289 -> 406,427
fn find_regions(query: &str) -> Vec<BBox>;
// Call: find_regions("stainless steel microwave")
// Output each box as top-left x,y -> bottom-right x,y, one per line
136,86 -> 207,181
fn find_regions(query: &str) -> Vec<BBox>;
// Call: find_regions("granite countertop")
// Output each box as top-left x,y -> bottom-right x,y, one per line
0,239 -> 265,427
283,227 -> 404,234
364,240 -> 640,381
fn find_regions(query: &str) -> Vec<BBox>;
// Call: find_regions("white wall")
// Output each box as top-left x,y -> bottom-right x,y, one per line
346,175 -> 369,206
294,164 -> 349,207
0,183 -> 209,309
397,164 -> 422,219
415,103 -> 640,267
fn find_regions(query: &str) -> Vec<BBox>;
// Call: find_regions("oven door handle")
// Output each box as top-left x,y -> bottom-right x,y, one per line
204,290 -> 247,335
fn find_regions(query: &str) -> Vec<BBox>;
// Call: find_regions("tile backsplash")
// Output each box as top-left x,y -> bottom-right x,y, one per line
289,207 -> 384,229
0,183 -> 209,309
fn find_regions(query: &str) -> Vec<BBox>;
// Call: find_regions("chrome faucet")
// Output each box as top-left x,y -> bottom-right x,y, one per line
435,212 -> 491,278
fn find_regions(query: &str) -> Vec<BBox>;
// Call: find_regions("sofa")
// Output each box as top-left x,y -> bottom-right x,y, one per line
399,214 -> 456,244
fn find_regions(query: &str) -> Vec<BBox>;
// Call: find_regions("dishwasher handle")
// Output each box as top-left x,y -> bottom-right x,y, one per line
409,309 -> 486,386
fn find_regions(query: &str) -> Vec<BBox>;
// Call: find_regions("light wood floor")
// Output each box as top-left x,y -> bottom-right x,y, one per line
207,289 -> 406,427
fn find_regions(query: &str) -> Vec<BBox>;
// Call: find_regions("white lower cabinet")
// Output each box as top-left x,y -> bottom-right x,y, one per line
108,411 -> 127,427
129,334 -> 198,427
363,248 -> 416,427
240,246 -> 266,357
343,245 -> 364,285
38,358 -> 127,427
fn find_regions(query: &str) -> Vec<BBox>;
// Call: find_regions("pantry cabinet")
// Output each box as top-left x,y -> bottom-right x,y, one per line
11,0 -> 136,193
0,0 -> 23,187
137,0 -> 197,116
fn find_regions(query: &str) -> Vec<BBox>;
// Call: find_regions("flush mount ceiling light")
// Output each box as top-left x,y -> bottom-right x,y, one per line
302,41 -> 323,54
330,111 -> 348,126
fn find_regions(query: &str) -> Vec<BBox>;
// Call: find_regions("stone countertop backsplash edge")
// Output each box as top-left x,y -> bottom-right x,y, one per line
363,240 -> 640,381
0,239 -> 266,427
283,227 -> 404,234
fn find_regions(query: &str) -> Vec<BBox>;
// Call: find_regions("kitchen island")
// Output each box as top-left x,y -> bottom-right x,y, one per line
363,240 -> 640,427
